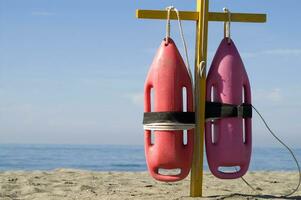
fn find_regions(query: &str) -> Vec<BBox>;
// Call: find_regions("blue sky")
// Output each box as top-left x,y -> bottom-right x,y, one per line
0,0 -> 300,147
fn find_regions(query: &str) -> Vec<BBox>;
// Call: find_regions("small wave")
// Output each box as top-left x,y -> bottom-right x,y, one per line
111,164 -> 143,168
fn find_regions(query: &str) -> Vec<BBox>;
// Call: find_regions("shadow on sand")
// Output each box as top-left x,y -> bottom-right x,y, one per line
206,193 -> 301,199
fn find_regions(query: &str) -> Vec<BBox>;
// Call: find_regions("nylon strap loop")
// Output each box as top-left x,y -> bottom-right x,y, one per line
143,112 -> 195,131
143,103 -> 252,130
205,102 -> 252,120
143,112 -> 195,125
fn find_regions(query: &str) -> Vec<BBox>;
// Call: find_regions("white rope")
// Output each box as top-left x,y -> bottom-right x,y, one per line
165,6 -> 193,82
223,8 -> 231,44
174,8 -> 193,81
144,123 -> 195,131
199,61 -> 206,78
165,6 -> 173,44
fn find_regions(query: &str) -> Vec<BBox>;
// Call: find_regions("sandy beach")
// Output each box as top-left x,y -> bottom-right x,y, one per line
0,169 -> 300,200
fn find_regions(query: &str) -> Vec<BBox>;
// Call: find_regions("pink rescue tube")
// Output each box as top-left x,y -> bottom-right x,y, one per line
205,38 -> 252,179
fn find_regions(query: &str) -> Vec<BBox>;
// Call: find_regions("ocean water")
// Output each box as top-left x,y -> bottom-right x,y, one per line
0,144 -> 300,171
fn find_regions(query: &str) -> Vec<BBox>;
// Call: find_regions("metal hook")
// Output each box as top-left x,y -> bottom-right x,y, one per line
223,8 -> 231,44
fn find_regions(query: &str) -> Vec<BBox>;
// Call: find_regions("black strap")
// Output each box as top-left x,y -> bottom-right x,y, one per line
143,103 -> 252,125
143,112 -> 195,125
205,102 -> 252,120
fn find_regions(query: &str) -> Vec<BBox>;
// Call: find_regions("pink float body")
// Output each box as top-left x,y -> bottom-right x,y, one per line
144,38 -> 194,182
205,38 -> 252,179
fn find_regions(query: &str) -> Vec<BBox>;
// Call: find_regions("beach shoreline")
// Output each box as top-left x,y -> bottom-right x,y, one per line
0,169 -> 300,199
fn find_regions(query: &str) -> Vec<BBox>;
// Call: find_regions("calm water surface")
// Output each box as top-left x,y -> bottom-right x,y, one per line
0,144 -> 300,171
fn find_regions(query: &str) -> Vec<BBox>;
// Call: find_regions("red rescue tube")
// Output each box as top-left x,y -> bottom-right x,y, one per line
205,38 -> 252,179
144,38 -> 194,182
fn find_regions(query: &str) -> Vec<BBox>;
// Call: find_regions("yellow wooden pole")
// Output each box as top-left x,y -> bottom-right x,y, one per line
190,0 -> 209,197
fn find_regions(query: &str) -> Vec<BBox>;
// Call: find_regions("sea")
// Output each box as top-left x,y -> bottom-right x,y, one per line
0,144 -> 300,171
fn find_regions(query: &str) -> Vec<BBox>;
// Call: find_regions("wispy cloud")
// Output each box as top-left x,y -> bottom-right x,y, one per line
254,88 -> 283,104
31,11 -> 56,16
127,92 -> 144,107
262,49 -> 301,56
241,48 -> 301,58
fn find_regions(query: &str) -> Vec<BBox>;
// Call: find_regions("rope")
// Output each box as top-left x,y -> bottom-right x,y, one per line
199,61 -> 206,78
143,123 -> 195,131
165,6 -> 172,44
174,8 -> 193,81
223,8 -> 231,44
165,6 -> 193,82
252,105 -> 301,197
240,174 -> 257,192
238,106 -> 301,197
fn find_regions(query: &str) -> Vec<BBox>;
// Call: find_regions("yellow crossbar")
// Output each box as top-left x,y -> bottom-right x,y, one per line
209,12 -> 266,23
136,10 -> 198,21
136,9 -> 266,23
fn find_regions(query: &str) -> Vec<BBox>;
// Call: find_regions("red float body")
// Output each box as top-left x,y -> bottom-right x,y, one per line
144,38 -> 194,182
205,38 -> 252,179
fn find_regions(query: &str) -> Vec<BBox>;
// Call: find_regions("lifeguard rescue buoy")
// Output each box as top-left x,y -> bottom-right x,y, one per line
143,38 -> 194,182
205,38 -> 252,179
